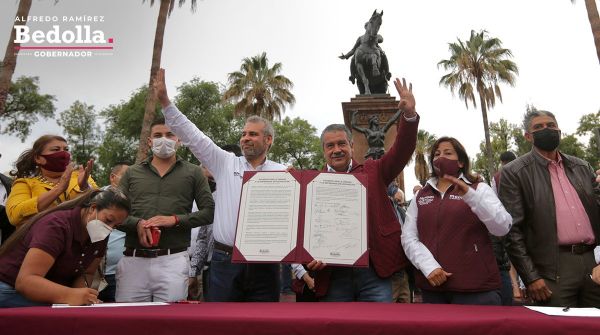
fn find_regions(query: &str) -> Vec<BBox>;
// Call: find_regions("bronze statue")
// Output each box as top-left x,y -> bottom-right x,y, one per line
351,110 -> 401,160
340,10 -> 391,95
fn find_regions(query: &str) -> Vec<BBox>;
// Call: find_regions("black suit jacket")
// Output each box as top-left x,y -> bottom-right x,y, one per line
0,173 -> 14,243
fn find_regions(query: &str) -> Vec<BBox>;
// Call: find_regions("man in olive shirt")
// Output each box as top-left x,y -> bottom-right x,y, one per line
116,120 -> 214,302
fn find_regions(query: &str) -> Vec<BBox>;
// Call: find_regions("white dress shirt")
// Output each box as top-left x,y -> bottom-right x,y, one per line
163,104 -> 285,246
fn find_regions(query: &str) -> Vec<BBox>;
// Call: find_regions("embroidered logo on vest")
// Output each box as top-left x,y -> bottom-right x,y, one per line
449,194 -> 463,200
418,195 -> 434,206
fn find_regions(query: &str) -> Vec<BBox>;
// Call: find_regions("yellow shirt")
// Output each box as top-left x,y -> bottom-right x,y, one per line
6,172 -> 98,226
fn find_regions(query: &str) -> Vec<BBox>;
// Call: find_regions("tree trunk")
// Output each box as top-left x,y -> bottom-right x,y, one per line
0,0 -> 32,115
478,92 -> 496,179
135,0 -> 170,163
585,0 -> 600,64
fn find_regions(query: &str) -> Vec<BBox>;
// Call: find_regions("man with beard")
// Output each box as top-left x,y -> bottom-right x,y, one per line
153,69 -> 286,302
499,109 -> 600,307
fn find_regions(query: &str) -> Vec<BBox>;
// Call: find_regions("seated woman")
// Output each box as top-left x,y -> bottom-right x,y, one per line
0,188 -> 130,307
6,135 -> 97,227
401,137 -> 512,305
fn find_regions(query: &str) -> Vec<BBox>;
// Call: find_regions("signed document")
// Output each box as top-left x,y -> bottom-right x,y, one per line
234,172 -> 300,262
304,173 -> 367,265
233,171 -> 368,266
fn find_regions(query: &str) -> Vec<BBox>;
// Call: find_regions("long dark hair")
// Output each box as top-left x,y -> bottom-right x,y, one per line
429,136 -> 478,183
0,188 -> 130,257
10,135 -> 68,178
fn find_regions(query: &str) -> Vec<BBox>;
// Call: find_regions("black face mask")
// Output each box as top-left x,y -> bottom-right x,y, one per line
532,128 -> 561,151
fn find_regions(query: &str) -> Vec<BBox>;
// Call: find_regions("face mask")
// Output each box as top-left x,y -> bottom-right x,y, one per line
40,151 -> 71,172
532,128 -> 561,152
151,137 -> 177,159
86,210 -> 113,243
433,157 -> 461,178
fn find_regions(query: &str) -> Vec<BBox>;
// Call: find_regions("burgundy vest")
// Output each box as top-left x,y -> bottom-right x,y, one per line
415,183 -> 501,292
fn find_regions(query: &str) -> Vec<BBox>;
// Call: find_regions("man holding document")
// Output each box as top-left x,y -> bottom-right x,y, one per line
154,69 -> 285,302
308,77 -> 418,302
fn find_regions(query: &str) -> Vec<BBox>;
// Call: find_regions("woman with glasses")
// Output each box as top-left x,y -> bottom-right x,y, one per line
0,188 -> 130,307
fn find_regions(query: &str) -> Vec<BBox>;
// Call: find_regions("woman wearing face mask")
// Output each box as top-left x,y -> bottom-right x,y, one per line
0,188 -> 130,307
401,137 -> 512,305
6,135 -> 97,227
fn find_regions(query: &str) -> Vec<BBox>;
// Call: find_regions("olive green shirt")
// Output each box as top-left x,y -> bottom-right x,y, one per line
118,156 -> 214,250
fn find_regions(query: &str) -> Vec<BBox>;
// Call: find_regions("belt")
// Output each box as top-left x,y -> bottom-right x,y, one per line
558,244 -> 596,255
214,241 -> 233,255
123,247 -> 187,258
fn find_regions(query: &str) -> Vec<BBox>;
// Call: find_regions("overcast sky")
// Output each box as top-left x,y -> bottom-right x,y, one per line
1,0 -> 599,194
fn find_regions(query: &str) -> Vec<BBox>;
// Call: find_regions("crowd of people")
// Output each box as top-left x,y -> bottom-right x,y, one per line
0,68 -> 599,308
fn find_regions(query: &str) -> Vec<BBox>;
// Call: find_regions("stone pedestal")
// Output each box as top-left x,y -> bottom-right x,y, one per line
341,94 -> 405,192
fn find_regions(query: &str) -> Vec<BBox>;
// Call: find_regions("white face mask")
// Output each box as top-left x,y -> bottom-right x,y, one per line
86,210 -> 113,243
151,137 -> 177,159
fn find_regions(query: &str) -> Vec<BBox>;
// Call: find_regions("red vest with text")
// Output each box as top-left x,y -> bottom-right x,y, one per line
414,183 -> 501,292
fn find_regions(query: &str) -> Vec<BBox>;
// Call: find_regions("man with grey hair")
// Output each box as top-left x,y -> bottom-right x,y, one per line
153,68 -> 285,302
307,78 -> 418,302
499,109 -> 600,307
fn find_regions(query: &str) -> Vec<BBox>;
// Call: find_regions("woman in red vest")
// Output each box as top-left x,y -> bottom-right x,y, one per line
401,137 -> 512,305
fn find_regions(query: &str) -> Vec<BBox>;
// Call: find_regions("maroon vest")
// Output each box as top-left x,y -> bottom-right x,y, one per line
415,183 -> 501,292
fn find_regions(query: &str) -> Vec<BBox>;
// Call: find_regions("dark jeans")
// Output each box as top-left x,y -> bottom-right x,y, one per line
207,249 -> 279,302
499,270 -> 513,306
320,267 -> 392,302
98,274 -> 116,302
422,289 -> 501,305
280,264 -> 293,294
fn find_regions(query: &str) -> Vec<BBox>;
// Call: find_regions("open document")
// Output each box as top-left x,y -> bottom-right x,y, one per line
233,171 -> 368,267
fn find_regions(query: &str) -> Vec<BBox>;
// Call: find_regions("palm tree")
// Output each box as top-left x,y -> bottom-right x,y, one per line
135,0 -> 197,163
438,30 -> 518,176
223,52 -> 295,121
0,0 -> 33,115
413,130 -> 437,186
571,0 -> 600,64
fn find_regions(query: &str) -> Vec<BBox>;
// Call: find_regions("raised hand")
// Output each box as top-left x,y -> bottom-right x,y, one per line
153,68 -> 171,108
77,159 -> 93,191
56,163 -> 75,193
393,77 -> 416,118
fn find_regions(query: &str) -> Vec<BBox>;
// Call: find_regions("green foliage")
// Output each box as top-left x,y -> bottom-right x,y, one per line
559,133 -> 586,158
413,130 -> 437,185
0,76 -> 55,141
174,78 -> 245,149
270,117 -> 324,169
223,52 -> 295,121
473,118 -> 525,180
96,79 -> 245,185
58,101 -> 101,165
575,109 -> 600,168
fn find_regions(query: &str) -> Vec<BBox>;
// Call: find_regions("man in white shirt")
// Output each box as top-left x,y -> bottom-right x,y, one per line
154,68 -> 285,302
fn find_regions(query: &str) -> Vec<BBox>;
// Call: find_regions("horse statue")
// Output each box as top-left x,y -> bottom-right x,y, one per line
339,10 -> 391,95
